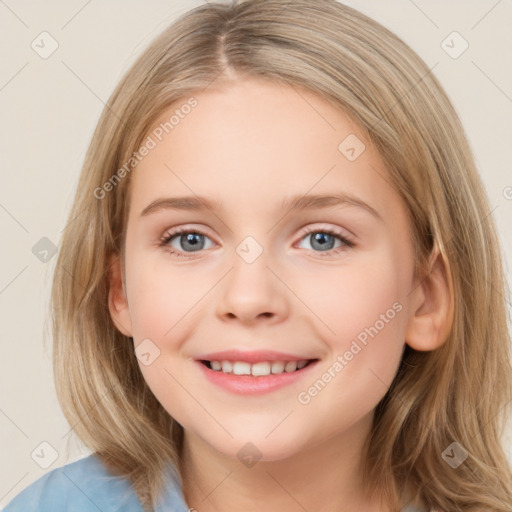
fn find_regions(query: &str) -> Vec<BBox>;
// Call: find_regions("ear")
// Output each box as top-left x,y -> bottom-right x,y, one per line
107,253 -> 133,337
405,245 -> 454,351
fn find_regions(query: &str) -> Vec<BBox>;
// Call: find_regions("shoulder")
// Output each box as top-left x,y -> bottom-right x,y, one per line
3,454 -> 144,512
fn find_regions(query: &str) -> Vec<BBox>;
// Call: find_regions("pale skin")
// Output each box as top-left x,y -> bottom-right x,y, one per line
108,77 -> 453,511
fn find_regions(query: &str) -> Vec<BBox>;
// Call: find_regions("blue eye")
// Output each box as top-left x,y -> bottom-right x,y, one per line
159,229 -> 215,258
295,227 -> 355,255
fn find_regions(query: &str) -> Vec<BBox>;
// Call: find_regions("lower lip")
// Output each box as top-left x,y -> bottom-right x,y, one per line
195,360 -> 319,395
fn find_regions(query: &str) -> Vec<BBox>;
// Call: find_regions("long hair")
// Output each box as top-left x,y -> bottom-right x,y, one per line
50,1 -> 512,510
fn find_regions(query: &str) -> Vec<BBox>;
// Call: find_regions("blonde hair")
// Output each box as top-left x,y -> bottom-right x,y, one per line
51,0 -> 512,510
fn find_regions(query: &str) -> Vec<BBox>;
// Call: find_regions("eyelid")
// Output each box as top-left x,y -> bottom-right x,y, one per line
160,224 -> 217,241
295,222 -> 354,240
160,222 -> 354,244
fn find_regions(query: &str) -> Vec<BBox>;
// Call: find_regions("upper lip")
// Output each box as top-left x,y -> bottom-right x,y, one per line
195,349 -> 317,364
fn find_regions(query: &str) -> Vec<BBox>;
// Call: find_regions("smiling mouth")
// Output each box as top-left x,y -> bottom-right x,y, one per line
199,359 -> 318,376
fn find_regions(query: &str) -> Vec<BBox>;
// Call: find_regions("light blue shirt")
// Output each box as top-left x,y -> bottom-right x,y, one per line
3,454 -> 429,511
3,454 -> 188,511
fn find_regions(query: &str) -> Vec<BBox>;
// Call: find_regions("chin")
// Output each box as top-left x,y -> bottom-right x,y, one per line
212,431 -> 309,464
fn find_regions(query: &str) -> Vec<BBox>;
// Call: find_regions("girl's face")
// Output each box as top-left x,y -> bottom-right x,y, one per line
110,77 -> 424,463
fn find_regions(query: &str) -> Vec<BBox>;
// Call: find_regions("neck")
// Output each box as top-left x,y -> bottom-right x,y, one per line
179,411 -> 390,512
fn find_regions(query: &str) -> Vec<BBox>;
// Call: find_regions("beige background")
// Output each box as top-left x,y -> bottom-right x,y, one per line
1,0 -> 511,506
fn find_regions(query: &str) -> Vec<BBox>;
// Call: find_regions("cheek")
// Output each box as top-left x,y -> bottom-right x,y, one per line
297,251 -> 408,386
126,258 -> 203,340
297,249 -> 406,336
124,261 -> 196,420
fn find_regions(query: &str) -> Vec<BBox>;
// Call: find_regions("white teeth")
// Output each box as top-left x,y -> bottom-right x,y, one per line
208,359 -> 311,376
251,362 -> 271,376
285,361 -> 297,372
271,361 -> 285,374
232,361 -> 251,375
221,361 -> 233,373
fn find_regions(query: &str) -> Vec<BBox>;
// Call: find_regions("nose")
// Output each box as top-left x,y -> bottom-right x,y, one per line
215,247 -> 289,326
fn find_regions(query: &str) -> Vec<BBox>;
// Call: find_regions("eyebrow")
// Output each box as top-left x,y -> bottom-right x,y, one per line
139,192 -> 383,222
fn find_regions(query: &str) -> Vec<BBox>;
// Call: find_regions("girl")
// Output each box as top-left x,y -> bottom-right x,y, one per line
5,0 -> 512,511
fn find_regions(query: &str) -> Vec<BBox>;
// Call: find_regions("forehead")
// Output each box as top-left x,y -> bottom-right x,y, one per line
128,78 -> 401,222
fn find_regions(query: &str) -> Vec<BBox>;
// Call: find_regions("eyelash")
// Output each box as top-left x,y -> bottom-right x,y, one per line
159,225 -> 356,259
